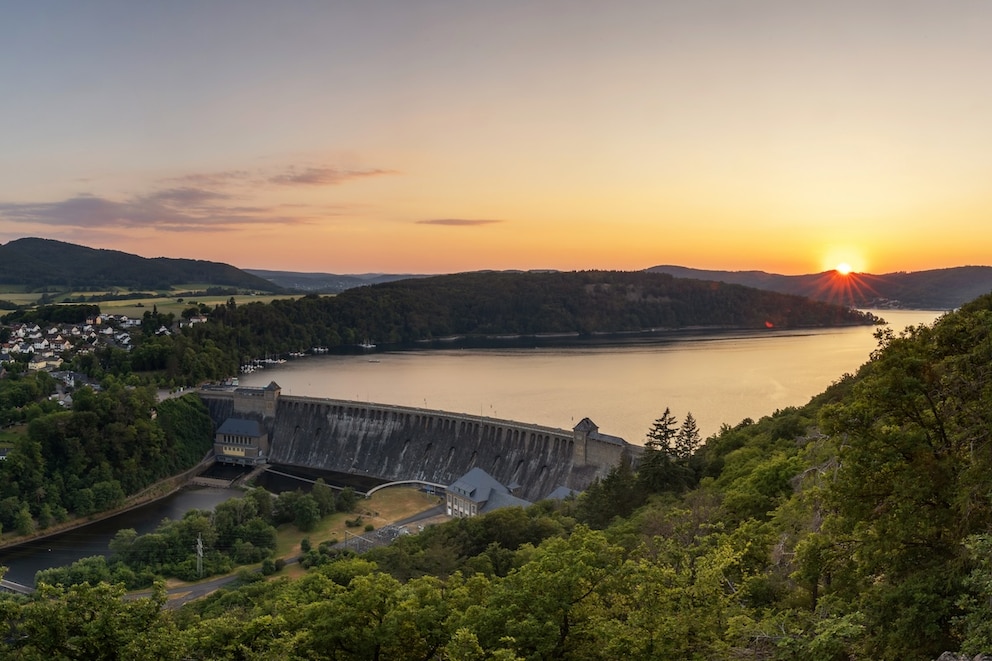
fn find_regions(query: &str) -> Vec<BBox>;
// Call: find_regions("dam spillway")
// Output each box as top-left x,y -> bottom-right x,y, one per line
199,382 -> 638,502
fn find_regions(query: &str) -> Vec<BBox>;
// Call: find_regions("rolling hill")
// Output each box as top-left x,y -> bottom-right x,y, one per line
0,238 -> 284,292
647,264 -> 992,310
244,269 -> 425,293
219,270 -> 879,356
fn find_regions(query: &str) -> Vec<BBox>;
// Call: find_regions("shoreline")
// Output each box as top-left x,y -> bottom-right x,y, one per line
0,457 -> 214,553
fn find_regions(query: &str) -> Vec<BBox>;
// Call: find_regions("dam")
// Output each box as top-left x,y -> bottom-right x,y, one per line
199,382 -> 639,502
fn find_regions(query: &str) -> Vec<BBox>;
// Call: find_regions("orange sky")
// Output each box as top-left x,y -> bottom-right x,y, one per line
2,2 -> 991,276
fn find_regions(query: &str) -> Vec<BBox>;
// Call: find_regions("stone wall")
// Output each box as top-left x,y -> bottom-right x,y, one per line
199,388 -> 636,501
271,397 -> 581,501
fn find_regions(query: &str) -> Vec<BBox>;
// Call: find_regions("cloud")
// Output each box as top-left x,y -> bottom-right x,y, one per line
0,191 -> 304,233
416,218 -> 504,226
144,187 -> 230,207
0,159 -> 398,233
269,166 -> 397,186
167,164 -> 398,189
165,170 -> 253,187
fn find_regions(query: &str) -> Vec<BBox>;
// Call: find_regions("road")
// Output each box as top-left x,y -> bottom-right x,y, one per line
157,503 -> 446,608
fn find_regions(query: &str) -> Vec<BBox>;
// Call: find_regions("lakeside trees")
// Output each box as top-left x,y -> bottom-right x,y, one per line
4,271 -> 876,391
64,270 -> 876,388
34,484 -> 363,590
0,389 -> 213,539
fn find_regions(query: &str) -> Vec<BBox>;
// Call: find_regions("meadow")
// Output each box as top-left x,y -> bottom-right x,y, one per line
0,285 -> 300,318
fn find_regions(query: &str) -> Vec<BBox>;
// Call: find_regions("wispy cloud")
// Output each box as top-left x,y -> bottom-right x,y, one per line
0,160 -> 398,233
165,170 -> 253,187
0,191 -> 303,233
416,218 -> 504,226
269,166 -> 397,186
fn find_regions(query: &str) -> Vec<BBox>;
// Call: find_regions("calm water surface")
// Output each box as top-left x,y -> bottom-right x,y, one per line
241,310 -> 943,444
0,487 -> 241,586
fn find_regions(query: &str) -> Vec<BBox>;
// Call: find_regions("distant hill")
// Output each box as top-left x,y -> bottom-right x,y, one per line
0,238 -> 284,292
221,270 -> 877,353
244,269 -> 427,293
646,265 -> 992,310
244,268 -> 560,294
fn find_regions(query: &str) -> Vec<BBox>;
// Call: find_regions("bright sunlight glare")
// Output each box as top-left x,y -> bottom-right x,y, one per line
836,262 -> 853,275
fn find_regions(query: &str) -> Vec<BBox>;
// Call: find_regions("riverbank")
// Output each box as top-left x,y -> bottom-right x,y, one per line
0,456 -> 215,552
401,319 -> 883,351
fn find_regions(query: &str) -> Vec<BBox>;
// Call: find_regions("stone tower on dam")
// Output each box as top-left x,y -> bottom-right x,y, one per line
199,382 -> 639,502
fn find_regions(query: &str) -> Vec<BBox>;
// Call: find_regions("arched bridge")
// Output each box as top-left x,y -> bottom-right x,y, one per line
365,480 -> 448,498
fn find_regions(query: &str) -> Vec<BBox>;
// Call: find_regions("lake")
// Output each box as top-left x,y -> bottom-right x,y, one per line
240,309 -> 944,443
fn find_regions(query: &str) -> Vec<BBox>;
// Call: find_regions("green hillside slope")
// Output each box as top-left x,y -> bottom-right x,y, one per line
0,237 -> 282,292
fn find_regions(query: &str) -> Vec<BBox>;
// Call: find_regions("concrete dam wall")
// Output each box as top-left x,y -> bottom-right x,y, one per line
200,384 -> 636,502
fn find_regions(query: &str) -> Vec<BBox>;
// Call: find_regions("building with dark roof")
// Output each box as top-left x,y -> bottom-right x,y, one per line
446,467 -> 532,518
544,485 -> 581,500
214,417 -> 269,465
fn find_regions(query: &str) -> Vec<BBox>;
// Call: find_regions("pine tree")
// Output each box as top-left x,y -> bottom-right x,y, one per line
639,407 -> 686,494
675,411 -> 701,462
646,407 -> 679,454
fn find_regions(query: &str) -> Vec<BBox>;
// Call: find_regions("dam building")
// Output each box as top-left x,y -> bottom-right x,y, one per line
199,382 -> 640,504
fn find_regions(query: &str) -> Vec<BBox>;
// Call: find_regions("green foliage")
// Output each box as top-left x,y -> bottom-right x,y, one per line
0,370 -> 58,427
576,457 -> 645,528
336,486 -> 358,512
0,237 -> 280,292
47,500 -> 279,587
310,478 -> 336,516
645,407 -> 678,451
0,387 -> 215,535
3,582 -> 175,660
1,303 -> 100,325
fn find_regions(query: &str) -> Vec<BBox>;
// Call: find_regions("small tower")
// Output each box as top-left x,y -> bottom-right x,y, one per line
572,417 -> 599,467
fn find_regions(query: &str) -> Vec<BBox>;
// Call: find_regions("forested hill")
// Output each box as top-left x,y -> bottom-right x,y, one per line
0,237 -> 282,291
647,263 -> 992,310
211,270 -> 877,354
244,268 -> 427,293
353,271 -> 877,337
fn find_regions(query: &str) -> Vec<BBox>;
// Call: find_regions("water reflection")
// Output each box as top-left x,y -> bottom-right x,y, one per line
0,486 -> 241,586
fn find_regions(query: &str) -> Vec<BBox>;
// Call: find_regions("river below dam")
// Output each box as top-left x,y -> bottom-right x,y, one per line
0,486 -> 242,587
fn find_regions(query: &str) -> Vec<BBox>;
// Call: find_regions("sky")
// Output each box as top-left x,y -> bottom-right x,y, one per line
2,1 -> 991,276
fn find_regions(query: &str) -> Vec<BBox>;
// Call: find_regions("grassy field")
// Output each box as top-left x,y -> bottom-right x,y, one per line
0,424 -> 26,448
274,486 -> 443,559
97,293 -> 299,318
0,284 -> 301,318
161,486 -> 442,593
0,290 -> 44,306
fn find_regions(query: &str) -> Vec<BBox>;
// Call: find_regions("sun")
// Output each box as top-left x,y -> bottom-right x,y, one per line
821,248 -> 867,275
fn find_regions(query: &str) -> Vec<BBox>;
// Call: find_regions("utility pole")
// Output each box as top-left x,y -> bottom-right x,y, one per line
196,533 -> 203,578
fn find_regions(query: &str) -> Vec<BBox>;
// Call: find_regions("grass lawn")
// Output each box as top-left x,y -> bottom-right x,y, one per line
0,285 -> 300,318
1,293 -> 42,306
0,424 -> 27,447
161,487 -> 441,593
274,486 -> 442,559
98,293 -> 300,318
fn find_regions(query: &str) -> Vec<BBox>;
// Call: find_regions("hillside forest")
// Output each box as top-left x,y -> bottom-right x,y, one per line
4,270 -> 876,390
3,274 -> 991,658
